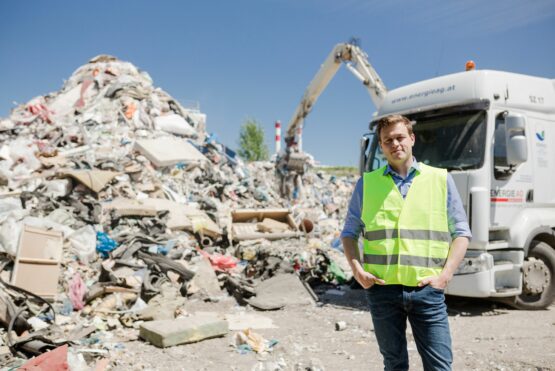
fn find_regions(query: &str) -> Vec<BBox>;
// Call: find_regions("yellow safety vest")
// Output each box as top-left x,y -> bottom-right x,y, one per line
361,163 -> 450,286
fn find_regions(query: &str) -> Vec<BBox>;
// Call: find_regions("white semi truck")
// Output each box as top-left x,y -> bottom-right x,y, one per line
285,42 -> 555,309
362,67 -> 555,310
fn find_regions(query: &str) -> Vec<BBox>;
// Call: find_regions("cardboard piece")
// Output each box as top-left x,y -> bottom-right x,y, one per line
12,225 -> 63,299
231,209 -> 300,241
134,137 -> 207,167
59,169 -> 120,193
102,197 -> 221,236
140,198 -> 220,235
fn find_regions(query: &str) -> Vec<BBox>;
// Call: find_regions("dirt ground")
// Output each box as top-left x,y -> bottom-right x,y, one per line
103,286 -> 555,371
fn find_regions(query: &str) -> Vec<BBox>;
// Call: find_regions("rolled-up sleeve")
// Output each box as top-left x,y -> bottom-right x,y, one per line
447,174 -> 472,240
341,178 -> 365,240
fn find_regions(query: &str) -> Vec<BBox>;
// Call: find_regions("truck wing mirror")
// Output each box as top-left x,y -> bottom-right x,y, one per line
505,113 -> 528,166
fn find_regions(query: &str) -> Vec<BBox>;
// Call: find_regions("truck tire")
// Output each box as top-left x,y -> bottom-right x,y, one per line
513,241 -> 555,310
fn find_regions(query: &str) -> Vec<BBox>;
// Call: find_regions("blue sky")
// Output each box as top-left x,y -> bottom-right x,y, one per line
1,0 -> 554,166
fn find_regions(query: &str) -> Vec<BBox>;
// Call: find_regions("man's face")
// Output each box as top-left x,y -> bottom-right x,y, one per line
379,122 -> 415,166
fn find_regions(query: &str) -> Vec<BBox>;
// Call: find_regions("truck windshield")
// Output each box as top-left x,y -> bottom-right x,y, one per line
370,110 -> 487,171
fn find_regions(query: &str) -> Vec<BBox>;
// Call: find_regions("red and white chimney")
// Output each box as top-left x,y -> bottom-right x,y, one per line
275,120 -> 281,154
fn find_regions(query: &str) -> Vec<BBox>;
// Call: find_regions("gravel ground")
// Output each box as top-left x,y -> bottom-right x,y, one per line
107,288 -> 555,371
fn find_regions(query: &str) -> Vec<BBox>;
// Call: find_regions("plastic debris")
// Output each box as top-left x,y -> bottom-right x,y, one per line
335,321 -> 347,331
0,54 -> 356,366
69,273 -> 87,310
96,231 -> 118,258
232,328 -> 278,354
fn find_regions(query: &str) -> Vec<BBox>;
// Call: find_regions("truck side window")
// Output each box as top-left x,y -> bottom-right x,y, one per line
370,136 -> 388,171
373,145 -> 388,170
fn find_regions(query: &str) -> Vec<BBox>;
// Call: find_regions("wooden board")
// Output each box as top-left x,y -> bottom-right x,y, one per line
12,225 -> 63,300
231,209 -> 300,241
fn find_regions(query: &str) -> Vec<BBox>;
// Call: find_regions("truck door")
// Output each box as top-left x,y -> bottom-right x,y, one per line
491,111 -> 534,227
529,117 -> 554,203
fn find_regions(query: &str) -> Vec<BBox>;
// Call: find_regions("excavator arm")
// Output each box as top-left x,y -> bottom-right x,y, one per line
284,43 -> 387,148
277,42 -> 386,199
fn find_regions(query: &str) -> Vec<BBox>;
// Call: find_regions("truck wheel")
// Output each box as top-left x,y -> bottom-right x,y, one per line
513,241 -> 555,310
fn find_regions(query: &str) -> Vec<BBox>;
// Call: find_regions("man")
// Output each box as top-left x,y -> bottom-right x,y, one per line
341,114 -> 471,370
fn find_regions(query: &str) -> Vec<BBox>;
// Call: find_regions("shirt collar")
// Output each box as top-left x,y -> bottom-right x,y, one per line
383,157 -> 420,177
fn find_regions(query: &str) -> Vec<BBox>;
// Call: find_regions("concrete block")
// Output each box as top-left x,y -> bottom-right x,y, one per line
247,273 -> 314,310
188,258 -> 223,298
134,137 -> 206,167
139,314 -> 228,348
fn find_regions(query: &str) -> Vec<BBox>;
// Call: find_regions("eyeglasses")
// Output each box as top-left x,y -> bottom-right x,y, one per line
381,136 -> 409,146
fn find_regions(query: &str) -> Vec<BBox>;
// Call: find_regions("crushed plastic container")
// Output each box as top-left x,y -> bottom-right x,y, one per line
96,231 -> 118,258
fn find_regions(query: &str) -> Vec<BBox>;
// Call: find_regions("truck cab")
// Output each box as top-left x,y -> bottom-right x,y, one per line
361,70 -> 555,309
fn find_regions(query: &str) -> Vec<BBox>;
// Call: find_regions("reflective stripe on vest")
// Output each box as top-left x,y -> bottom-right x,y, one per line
364,229 -> 451,242
362,254 -> 446,268
361,163 -> 449,286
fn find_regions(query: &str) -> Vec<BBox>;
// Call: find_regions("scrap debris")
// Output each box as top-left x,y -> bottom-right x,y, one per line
0,55 -> 356,368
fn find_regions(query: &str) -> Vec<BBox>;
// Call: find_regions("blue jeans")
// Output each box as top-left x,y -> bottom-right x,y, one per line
366,284 -> 452,371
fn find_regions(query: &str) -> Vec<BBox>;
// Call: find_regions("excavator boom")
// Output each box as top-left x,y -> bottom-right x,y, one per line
284,43 -> 387,146
277,42 -> 386,199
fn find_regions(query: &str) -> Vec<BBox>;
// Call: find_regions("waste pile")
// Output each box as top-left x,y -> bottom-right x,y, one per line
0,55 -> 356,368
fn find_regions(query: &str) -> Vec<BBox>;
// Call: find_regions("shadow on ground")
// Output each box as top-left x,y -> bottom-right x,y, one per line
310,282 -> 516,316
445,295 -> 514,317
312,283 -> 370,311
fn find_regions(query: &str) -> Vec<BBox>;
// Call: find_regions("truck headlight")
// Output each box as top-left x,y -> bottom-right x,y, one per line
455,253 -> 493,274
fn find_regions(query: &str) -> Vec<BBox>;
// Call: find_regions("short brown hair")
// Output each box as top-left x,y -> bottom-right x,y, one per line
376,114 -> 413,141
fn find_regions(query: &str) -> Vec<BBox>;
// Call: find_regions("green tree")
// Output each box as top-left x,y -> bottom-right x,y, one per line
237,118 -> 269,161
